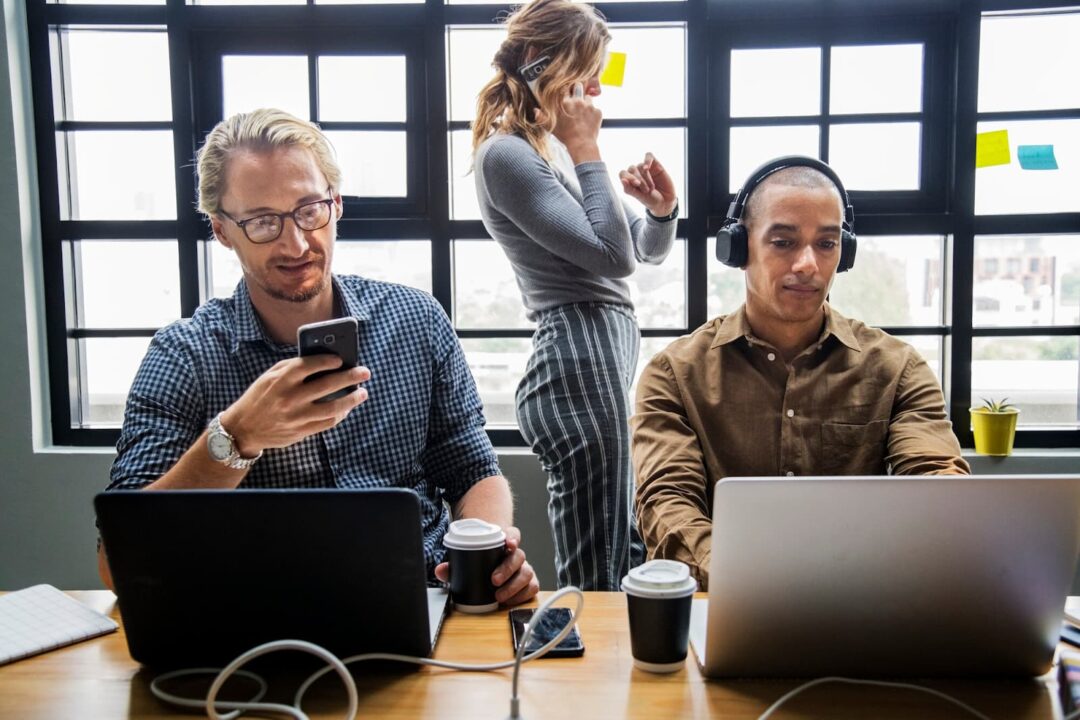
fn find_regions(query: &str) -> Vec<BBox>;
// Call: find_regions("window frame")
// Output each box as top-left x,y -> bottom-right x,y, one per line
26,0 -> 1080,449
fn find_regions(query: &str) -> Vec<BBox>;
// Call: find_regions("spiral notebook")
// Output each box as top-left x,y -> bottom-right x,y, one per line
0,584 -> 118,666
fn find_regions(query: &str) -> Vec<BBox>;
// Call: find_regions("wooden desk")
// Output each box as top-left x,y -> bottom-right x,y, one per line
0,591 -> 1061,719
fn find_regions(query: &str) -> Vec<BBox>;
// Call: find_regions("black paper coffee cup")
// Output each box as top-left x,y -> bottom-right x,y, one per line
443,519 -> 507,614
621,560 -> 697,673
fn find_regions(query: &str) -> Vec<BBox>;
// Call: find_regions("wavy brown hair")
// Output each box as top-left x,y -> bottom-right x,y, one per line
471,0 -> 610,162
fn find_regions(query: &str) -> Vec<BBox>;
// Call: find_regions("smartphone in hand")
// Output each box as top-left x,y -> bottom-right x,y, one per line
509,607 -> 584,658
297,317 -> 359,403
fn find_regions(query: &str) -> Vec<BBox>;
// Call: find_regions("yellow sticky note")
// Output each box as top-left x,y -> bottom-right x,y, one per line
976,129 -> 1011,168
599,51 -> 627,87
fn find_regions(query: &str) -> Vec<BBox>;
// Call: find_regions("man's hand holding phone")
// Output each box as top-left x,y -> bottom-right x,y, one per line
220,351 -> 370,457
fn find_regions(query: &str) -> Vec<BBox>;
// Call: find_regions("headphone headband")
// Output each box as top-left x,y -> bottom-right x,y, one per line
726,155 -> 855,231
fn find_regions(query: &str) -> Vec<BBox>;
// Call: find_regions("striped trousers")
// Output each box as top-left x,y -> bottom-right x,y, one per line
516,302 -> 646,591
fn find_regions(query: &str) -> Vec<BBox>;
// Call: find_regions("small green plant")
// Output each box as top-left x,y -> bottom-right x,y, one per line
979,397 -> 1015,413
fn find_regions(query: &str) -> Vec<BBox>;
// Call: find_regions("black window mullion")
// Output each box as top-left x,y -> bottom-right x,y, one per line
948,4 -> 982,448
168,0 -> 201,317
686,0 -> 709,330
425,0 -> 452,319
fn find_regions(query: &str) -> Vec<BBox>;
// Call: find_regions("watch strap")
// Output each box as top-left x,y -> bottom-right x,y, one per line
646,201 -> 679,222
208,412 -> 262,470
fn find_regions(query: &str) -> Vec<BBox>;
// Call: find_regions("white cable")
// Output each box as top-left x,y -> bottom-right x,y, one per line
150,586 -> 584,720
757,676 -> 994,720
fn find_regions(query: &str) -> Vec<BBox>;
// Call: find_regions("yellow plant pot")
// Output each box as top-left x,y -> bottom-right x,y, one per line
970,408 -> 1019,456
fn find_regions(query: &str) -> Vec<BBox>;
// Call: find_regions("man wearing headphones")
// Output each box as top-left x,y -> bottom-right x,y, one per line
630,156 -> 968,588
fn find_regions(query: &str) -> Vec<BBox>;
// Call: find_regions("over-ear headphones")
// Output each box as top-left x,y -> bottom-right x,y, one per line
715,155 -> 857,273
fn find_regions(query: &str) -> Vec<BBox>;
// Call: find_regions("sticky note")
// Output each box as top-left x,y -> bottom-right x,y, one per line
975,129 -> 1010,168
1017,144 -> 1058,170
600,51 -> 626,87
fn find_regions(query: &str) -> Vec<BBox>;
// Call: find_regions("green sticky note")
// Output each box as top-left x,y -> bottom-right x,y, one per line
600,51 -> 626,87
1017,144 -> 1058,170
976,129 -> 1011,168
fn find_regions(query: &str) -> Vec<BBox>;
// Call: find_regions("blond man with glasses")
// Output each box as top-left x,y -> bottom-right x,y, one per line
98,109 -> 539,609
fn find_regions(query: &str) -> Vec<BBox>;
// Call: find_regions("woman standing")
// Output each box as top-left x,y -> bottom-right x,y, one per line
472,0 -> 678,590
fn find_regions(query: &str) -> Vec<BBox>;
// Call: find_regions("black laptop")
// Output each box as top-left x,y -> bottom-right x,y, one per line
94,488 -> 449,668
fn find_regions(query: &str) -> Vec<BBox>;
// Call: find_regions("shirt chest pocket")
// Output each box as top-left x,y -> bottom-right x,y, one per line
820,419 -> 890,475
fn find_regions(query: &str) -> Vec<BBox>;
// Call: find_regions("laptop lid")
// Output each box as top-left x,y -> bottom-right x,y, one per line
690,474 -> 1080,678
95,488 -> 448,669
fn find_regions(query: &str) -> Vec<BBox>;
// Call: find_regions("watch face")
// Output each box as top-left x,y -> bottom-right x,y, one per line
208,432 -> 233,461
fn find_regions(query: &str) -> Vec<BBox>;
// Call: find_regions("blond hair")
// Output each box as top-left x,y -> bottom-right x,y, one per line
195,108 -> 343,216
471,0 -> 610,161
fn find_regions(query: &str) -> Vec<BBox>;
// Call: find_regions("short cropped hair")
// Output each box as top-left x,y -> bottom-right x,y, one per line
742,166 -> 842,228
195,108 -> 342,217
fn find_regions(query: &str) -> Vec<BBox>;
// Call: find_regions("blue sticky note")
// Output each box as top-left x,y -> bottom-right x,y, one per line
1017,144 -> 1058,170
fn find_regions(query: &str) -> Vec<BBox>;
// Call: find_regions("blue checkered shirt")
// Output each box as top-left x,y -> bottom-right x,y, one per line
108,275 -> 502,576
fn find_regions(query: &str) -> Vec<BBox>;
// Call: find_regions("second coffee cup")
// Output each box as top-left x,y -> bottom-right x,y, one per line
621,559 -> 698,673
443,518 -> 507,613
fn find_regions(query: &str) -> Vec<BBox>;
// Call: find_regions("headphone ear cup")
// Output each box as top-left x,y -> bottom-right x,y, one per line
716,224 -> 749,268
838,230 -> 857,273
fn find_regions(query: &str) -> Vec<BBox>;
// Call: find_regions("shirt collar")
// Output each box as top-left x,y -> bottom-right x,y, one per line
229,274 -> 371,355
709,302 -> 861,353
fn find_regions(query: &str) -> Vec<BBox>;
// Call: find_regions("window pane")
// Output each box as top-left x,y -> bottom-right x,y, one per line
598,26 -> 686,120
318,56 -> 406,122
729,125 -> 820,189
55,28 -> 171,121
82,337 -> 153,427
446,27 -> 501,124
459,338 -> 531,427
707,236 -> 747,319
223,55 -> 309,119
972,337 -> 1079,427
974,120 -> 1080,216
334,241 -> 431,293
318,0 -> 422,4
453,241 -> 532,330
979,11 -> 1080,113
191,0 -> 302,5
51,0 -> 162,4
324,131 -> 407,197
449,129 -> 479,220
208,241 -> 244,300
629,239 -> 686,329
77,241 -> 180,327
830,44 -> 922,115
974,234 -> 1080,327
829,122 -> 921,190
730,48 -> 821,118
598,127 -> 687,217
828,236 -> 944,327
57,130 -> 176,220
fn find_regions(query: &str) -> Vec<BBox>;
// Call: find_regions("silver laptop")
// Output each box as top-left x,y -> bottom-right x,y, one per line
689,474 -> 1080,677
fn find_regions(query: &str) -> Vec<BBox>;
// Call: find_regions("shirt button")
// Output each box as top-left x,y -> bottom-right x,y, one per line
786,471 -> 795,477
786,409 -> 795,418
767,352 -> 776,362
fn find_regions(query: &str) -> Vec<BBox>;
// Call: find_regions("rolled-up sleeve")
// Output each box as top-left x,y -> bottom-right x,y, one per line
631,352 -> 715,588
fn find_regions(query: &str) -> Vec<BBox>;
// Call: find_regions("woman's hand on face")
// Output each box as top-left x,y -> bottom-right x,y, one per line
619,152 -> 678,217
550,82 -> 602,164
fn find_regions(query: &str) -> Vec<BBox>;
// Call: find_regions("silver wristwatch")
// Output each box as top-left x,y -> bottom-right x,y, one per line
206,412 -> 262,470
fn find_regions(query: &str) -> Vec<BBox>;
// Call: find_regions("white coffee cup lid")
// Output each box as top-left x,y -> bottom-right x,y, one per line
621,560 -> 697,598
443,519 -> 507,550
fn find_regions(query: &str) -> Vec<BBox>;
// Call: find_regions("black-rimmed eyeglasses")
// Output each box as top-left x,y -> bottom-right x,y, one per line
220,190 -> 336,245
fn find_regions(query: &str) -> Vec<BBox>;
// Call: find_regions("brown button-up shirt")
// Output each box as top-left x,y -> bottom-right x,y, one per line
630,304 -> 969,588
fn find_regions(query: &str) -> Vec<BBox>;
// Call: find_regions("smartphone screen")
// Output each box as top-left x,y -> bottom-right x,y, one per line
297,317 -> 359,403
509,607 -> 584,658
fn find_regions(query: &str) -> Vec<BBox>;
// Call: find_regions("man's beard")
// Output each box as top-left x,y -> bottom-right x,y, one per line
251,257 -> 331,303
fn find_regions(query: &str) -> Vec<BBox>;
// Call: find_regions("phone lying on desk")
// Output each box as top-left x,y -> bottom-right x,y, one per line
509,607 -> 584,658
297,317 -> 359,403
